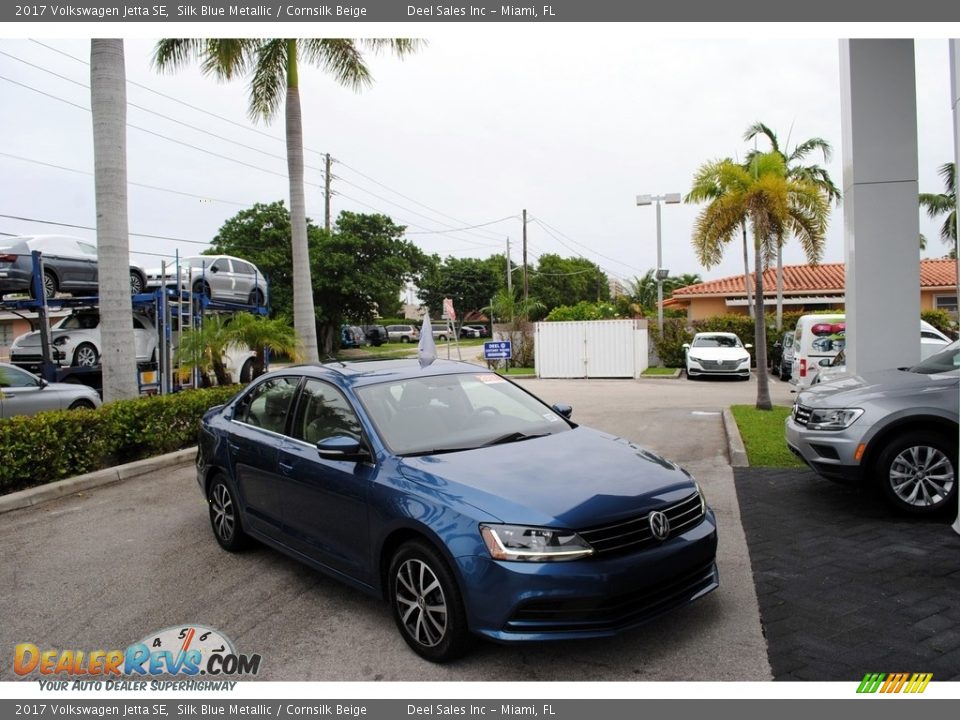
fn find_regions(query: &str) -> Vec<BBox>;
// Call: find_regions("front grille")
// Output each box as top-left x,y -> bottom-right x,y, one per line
506,560 -> 718,633
701,359 -> 739,370
793,403 -> 812,426
578,492 -> 705,557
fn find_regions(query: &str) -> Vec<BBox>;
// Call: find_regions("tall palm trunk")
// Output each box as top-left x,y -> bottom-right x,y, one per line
775,240 -> 784,330
91,39 -> 138,401
753,238 -> 772,410
285,42 -> 320,363
742,223 -> 754,318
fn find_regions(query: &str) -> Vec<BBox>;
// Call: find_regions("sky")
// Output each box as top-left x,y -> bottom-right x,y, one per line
0,25 -> 957,298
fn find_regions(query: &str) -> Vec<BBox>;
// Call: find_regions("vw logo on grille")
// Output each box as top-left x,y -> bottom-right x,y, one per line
648,510 -> 670,541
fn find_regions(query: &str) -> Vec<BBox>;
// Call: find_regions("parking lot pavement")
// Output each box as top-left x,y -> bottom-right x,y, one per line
735,467 -> 960,681
0,377 -> 772,681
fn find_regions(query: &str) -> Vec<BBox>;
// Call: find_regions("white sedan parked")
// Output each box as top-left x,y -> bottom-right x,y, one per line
683,332 -> 752,380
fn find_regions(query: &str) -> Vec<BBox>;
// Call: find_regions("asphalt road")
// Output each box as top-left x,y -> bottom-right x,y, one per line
0,374 -> 794,681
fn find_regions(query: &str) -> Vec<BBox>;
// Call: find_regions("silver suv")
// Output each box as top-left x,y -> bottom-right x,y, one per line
785,341 -> 958,515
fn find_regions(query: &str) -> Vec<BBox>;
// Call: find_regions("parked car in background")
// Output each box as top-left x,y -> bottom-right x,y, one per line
459,325 -> 481,339
786,341 -> 958,515
811,320 -> 951,385
683,332 -> 752,380
340,325 -> 367,349
196,359 -> 718,662
789,313 -> 846,388
769,331 -> 795,380
10,310 -> 157,368
0,234 -> 147,299
385,324 -> 419,343
145,255 -> 268,306
429,323 -> 451,341
464,324 -> 489,338
361,325 -> 388,347
0,362 -> 101,418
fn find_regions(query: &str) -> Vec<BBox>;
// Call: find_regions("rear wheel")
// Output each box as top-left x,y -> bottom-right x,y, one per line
208,475 -> 250,551
129,270 -> 145,295
248,288 -> 265,307
388,540 -> 473,663
876,431 -> 957,515
30,270 -> 58,300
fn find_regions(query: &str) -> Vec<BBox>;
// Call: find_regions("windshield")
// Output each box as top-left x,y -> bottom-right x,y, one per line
58,313 -> 100,330
693,335 -> 742,348
354,372 -> 571,456
908,340 -> 960,374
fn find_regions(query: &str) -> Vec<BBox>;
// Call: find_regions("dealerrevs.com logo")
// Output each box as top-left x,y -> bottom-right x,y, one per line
14,625 -> 261,688
856,673 -> 933,694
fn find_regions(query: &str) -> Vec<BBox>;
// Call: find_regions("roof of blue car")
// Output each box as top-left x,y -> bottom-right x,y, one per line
280,358 -> 489,387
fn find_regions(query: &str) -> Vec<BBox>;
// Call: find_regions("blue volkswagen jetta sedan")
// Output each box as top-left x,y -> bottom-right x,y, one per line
196,359 -> 718,662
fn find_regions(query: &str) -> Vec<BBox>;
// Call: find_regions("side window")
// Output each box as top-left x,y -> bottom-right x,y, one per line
233,377 -> 298,435
0,366 -> 39,388
77,241 -> 98,256
211,258 -> 230,273
294,380 -> 363,445
232,260 -> 253,275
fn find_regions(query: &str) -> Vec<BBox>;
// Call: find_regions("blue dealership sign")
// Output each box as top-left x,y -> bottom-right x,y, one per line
483,340 -> 512,360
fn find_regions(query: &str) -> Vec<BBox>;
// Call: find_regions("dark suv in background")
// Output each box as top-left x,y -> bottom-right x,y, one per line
361,325 -> 387,347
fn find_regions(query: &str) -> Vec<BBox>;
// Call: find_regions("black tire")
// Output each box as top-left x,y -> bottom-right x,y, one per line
239,358 -> 255,384
388,540 -> 473,663
72,343 -> 100,367
401,336 -> 410,343
248,288 -> 265,307
129,270 -> 145,295
68,399 -> 96,410
876,431 -> 957,516
779,364 -> 790,381
207,474 -> 250,551
193,280 -> 210,300
30,270 -> 58,300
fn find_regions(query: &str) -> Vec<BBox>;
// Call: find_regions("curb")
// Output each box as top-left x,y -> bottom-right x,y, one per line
0,447 -> 197,515
638,369 -> 682,379
722,408 -> 750,468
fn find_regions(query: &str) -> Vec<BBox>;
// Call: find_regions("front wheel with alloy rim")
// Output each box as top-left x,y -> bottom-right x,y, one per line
876,431 -> 957,515
207,475 -> 250,551
388,541 -> 473,663
72,343 -> 100,367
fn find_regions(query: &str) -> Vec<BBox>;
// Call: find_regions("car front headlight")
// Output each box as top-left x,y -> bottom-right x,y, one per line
738,356 -> 750,366
806,408 -> 864,431
688,355 -> 702,364
480,524 -> 594,562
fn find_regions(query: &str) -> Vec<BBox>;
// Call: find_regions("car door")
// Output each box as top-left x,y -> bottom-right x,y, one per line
208,257 -> 236,300
131,315 -> 155,363
224,376 -> 300,540
0,365 -> 63,418
276,378 -> 374,582
230,259 -> 255,301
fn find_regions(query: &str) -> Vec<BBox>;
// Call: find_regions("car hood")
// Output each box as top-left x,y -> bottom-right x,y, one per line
688,347 -> 749,360
798,367 -> 959,406
396,427 -> 698,528
11,327 -> 93,349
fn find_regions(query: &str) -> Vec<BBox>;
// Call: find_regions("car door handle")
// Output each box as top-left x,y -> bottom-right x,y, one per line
278,461 -> 294,474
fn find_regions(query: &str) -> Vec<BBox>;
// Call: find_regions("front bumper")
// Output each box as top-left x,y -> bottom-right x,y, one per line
784,416 -> 864,483
686,360 -> 750,377
456,509 -> 719,642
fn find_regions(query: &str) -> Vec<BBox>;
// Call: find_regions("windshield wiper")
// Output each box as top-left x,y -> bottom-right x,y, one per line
481,431 -> 550,447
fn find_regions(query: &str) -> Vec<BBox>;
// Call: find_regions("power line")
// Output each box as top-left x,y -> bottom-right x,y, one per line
530,216 -> 644,276
0,213 -> 212,246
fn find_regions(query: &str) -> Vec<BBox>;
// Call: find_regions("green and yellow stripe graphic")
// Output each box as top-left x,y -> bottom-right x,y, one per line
857,673 -> 932,694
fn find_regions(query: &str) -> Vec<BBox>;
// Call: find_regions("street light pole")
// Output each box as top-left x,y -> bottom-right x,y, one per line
636,193 -> 682,336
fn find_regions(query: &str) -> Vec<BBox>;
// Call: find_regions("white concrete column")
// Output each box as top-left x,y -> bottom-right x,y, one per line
950,39 -> 959,537
839,40 -> 921,375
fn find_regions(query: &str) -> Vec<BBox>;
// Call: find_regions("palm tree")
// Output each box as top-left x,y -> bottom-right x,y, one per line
91,39 -> 138,402
627,270 -> 659,313
174,314 -> 233,386
744,122 -> 841,330
919,162 -> 957,255
153,39 -> 422,364
484,288 -> 544,368
687,152 -> 829,410
224,313 -> 302,378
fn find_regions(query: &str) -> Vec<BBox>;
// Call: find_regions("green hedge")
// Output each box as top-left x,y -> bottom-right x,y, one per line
0,385 -> 240,495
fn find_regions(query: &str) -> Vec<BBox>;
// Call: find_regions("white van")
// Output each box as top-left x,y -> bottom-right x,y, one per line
790,313 -> 952,388
789,313 -> 846,388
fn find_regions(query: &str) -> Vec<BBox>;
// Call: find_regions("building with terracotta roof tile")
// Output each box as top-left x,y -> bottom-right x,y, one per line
663,258 -> 957,321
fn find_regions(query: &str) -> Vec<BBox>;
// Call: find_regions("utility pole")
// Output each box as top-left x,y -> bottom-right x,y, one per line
505,237 -> 513,295
522,209 -> 529,302
324,153 -> 332,233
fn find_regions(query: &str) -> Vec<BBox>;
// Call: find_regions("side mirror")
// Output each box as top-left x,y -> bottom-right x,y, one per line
551,403 -> 573,419
773,341 -> 782,349
819,358 -> 833,367
744,343 -> 753,349
681,343 -> 690,351
38,378 -> 48,389
209,265 -> 219,273
317,435 -> 369,462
